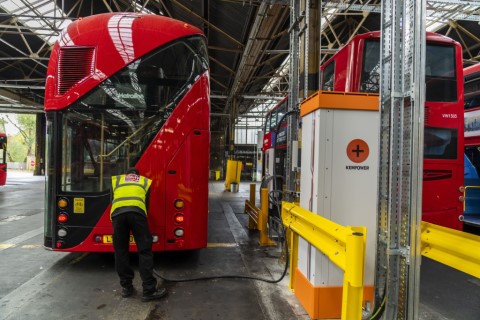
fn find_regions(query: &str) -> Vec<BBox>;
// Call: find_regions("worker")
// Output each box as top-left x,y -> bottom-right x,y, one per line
110,167 -> 167,302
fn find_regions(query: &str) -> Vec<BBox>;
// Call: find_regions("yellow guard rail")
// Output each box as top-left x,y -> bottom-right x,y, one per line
421,221 -> 480,278
281,201 -> 366,320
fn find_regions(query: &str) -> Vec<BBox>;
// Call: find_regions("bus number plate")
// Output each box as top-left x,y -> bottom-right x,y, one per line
102,235 -> 135,244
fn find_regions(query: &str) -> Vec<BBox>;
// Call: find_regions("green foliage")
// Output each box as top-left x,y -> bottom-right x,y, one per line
0,117 -> 5,132
16,114 -> 36,154
8,135 -> 28,162
0,114 -> 36,162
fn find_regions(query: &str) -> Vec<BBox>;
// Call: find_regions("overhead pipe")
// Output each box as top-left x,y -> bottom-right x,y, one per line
223,2 -> 270,113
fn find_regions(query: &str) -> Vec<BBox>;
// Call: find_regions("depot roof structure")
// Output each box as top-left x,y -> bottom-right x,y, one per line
0,0 -> 479,132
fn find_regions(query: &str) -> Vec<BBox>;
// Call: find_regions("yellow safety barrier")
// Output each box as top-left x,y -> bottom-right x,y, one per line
421,222 -> 480,278
281,202 -> 366,320
244,185 -> 276,246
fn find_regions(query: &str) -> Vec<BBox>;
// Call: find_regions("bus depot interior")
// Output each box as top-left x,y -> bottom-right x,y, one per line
1,1 -> 480,320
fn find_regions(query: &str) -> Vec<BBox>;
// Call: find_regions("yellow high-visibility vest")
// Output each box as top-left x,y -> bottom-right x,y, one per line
110,173 -> 152,219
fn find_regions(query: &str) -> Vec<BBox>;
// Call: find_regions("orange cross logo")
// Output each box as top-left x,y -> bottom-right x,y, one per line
346,139 -> 369,163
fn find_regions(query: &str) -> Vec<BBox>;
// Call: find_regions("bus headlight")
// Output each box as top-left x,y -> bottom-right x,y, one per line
152,235 -> 159,243
174,228 -> 184,237
57,228 -> 67,238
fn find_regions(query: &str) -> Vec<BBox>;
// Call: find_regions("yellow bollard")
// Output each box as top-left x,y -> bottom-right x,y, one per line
248,184 -> 257,230
225,160 -> 242,191
259,188 -> 276,246
342,229 -> 366,320
249,183 -> 256,204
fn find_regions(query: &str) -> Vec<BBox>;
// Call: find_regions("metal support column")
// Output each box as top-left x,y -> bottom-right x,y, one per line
228,98 -> 238,160
376,0 -> 426,318
285,0 -> 302,202
34,113 -> 45,176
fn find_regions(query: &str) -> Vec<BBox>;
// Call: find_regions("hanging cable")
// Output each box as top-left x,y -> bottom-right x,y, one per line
365,290 -> 386,320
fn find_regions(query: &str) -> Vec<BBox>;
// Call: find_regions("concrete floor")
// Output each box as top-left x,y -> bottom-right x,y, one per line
0,172 -> 307,320
0,171 -> 479,320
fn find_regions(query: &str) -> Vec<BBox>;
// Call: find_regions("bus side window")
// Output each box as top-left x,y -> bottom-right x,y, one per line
270,109 -> 277,132
360,40 -> 380,93
322,62 -> 335,91
264,114 -> 271,134
465,154 -> 479,179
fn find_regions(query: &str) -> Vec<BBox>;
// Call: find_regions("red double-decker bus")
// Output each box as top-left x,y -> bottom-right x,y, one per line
321,31 -> 464,230
43,13 -> 210,252
0,132 -> 6,186
262,97 -> 288,184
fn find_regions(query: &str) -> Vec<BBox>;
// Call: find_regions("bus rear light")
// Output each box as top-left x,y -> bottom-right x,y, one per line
459,186 -> 465,193
174,228 -> 184,237
459,215 -> 465,222
458,195 -> 465,202
152,235 -> 159,243
57,213 -> 68,223
95,235 -> 102,243
58,198 -> 68,209
57,228 -> 67,238
174,199 -> 185,209
56,241 -> 64,248
174,213 -> 185,223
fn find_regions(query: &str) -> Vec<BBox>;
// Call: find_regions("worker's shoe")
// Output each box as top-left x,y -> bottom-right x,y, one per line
121,286 -> 134,298
142,288 -> 167,302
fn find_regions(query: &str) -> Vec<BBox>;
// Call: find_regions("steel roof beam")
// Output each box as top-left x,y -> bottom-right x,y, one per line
323,1 -> 480,22
225,3 -> 288,113
171,0 -> 244,48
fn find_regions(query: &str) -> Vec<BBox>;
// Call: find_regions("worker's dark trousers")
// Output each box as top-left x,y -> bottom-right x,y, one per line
112,212 -> 157,294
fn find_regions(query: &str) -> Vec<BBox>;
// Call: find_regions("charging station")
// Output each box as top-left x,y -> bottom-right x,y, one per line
296,91 -> 379,318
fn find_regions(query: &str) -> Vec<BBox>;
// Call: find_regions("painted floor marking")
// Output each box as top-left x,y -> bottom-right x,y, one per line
0,215 -> 27,225
207,243 -> 238,248
20,244 -> 41,249
0,227 -> 43,252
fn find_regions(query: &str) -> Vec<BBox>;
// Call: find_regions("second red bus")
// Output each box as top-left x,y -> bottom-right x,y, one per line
321,31 -> 465,230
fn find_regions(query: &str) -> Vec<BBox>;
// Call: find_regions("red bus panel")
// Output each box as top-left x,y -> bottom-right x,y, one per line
0,133 -> 6,186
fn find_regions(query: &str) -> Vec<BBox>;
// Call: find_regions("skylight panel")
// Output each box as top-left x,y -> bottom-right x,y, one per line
0,0 -> 72,44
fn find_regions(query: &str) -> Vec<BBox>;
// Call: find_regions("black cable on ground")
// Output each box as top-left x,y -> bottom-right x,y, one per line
153,229 -> 289,284
153,109 -> 298,285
